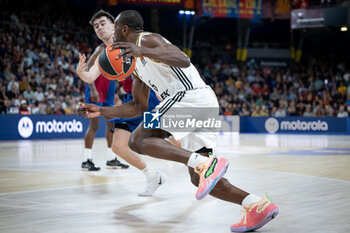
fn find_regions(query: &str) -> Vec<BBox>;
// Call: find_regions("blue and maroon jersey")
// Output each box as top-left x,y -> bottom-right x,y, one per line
85,74 -> 116,106
119,76 -> 132,94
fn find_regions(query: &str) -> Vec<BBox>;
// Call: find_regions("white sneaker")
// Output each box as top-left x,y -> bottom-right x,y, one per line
138,171 -> 166,197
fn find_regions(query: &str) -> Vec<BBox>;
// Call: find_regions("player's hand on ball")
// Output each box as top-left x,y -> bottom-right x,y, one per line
110,42 -> 142,62
78,102 -> 101,118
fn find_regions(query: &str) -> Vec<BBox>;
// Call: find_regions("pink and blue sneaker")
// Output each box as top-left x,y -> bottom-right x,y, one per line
230,195 -> 279,232
195,155 -> 229,200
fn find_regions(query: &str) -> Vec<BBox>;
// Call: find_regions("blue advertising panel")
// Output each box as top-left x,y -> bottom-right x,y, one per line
241,117 -> 348,134
0,115 -> 107,140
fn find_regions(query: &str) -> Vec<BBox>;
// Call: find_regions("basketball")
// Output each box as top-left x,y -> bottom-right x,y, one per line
98,45 -> 136,81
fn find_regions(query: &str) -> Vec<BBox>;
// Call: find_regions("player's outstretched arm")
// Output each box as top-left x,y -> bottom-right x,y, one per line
112,34 -> 190,68
76,53 -> 101,84
86,45 -> 104,102
80,75 -> 150,119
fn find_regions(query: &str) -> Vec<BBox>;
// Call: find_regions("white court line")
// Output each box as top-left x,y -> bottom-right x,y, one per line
0,178 -> 141,196
231,167 -> 350,184
1,165 -> 349,198
0,167 -> 139,177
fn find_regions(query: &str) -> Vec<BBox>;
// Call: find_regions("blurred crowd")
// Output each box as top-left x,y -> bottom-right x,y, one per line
192,45 -> 350,118
0,7 -> 97,115
1,7 -> 349,118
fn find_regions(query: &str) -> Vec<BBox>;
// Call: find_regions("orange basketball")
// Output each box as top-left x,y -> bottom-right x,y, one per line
98,45 -> 136,81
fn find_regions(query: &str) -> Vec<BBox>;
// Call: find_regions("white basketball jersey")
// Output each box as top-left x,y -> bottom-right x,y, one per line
133,32 -> 206,100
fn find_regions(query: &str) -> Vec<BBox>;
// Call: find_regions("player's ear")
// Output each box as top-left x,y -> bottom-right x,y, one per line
123,25 -> 128,33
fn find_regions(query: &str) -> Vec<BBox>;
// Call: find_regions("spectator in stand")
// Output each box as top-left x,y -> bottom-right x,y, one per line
19,99 -> 30,115
260,105 -> 269,116
303,105 -> 313,117
31,102 -> 46,114
346,105 -> 350,115
6,85 -> 18,100
7,76 -> 19,92
6,99 -> 19,114
338,82 -> 347,96
19,76 -> 29,92
337,105 -> 348,118
14,94 -> 25,107
0,86 -> 7,113
34,86 -> 45,102
65,72 -> 75,86
287,105 -> 298,116
271,106 -> 277,117
314,106 -> 325,117
240,105 -> 251,116
53,103 -> 64,115
275,106 -> 286,117
45,88 -> 55,100
251,105 -> 261,117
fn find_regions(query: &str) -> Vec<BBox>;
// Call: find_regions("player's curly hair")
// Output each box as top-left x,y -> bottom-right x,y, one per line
89,9 -> 114,26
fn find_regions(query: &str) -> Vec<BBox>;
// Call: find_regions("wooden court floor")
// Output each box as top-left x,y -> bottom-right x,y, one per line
0,134 -> 349,233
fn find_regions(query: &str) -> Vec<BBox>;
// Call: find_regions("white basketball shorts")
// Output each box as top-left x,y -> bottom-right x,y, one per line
154,85 -> 219,152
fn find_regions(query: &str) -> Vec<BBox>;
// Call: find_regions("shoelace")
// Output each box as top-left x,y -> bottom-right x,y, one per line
236,206 -> 250,225
238,194 -> 271,223
194,161 -> 206,174
195,152 -> 215,174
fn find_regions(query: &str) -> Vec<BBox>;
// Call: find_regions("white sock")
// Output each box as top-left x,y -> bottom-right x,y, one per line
242,194 -> 261,207
107,147 -> 115,160
187,153 -> 208,168
84,148 -> 92,161
142,164 -> 157,179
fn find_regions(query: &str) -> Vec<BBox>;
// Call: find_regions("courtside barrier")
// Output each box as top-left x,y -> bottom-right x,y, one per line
0,115 -> 107,140
240,117 -> 349,134
1,115 -> 349,140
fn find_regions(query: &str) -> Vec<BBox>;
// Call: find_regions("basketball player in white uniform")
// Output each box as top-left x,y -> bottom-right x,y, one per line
80,10 -> 278,232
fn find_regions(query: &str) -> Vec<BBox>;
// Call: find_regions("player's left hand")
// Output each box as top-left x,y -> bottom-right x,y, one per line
110,42 -> 143,62
78,102 -> 101,118
76,53 -> 87,75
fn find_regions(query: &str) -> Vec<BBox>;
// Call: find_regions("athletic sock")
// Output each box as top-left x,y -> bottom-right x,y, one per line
242,194 -> 261,207
107,147 -> 115,160
142,164 -> 157,179
84,148 -> 92,161
187,153 -> 208,169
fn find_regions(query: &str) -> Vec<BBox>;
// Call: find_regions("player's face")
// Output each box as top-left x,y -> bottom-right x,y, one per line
113,15 -> 127,42
93,16 -> 114,41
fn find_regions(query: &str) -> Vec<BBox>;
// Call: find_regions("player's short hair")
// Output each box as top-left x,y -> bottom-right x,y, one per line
117,10 -> 144,31
89,9 -> 114,26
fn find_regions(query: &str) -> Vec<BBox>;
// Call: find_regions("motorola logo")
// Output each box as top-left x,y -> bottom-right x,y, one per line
265,118 -> 279,134
18,116 -> 34,138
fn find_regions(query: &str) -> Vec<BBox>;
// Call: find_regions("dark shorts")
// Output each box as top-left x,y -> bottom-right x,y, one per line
109,90 -> 161,133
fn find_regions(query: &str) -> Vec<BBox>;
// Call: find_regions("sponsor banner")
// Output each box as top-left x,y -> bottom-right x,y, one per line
291,8 -> 324,29
143,107 -> 239,133
202,0 -> 262,19
0,115 -> 107,140
116,0 -> 183,6
1,114 -> 239,141
241,117 -> 348,134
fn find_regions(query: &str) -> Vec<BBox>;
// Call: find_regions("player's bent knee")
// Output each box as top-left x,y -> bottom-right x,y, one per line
111,143 -> 125,155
